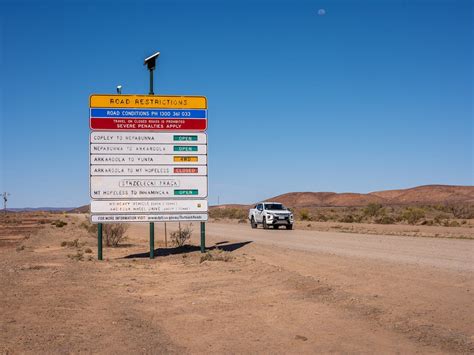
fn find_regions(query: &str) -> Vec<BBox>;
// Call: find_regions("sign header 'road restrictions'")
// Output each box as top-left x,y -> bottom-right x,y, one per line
89,120 -> 208,223
90,95 -> 207,131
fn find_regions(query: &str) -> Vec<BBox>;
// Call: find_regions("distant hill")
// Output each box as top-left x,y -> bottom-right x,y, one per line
67,205 -> 90,213
266,185 -> 474,208
6,207 -> 74,212
212,185 -> 474,210
14,185 -> 472,213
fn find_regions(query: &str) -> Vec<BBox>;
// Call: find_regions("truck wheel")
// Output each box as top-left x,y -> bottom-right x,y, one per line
286,224 -> 293,230
263,217 -> 268,229
250,217 -> 257,229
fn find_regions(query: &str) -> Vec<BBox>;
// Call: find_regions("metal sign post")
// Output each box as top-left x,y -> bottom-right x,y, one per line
200,221 -> 205,253
145,52 -> 159,259
98,223 -> 103,260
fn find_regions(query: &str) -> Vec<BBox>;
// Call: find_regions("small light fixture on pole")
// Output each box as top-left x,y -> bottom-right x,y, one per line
144,51 -> 160,95
116,85 -> 122,94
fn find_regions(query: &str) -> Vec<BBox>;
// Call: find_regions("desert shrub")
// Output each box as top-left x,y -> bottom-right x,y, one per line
363,203 -> 384,217
51,220 -> 67,228
352,214 -> 365,223
313,213 -> 328,222
61,239 -> 81,248
200,249 -> 233,263
84,247 -> 92,254
80,221 -> 98,235
401,207 -> 425,225
170,226 -> 192,247
421,219 -> 434,226
375,215 -> 395,225
339,214 -> 355,223
443,220 -> 460,227
68,251 -> 84,261
446,204 -> 474,219
299,209 -> 312,221
433,215 -> 443,225
238,218 -> 247,224
103,224 -> 128,247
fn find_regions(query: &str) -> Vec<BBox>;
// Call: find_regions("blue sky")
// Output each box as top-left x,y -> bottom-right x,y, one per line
1,0 -> 472,208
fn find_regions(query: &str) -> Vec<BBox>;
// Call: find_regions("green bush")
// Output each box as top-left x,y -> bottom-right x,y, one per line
313,213 -> 328,222
375,215 -> 395,225
401,207 -> 425,225
299,209 -> 312,221
170,226 -> 192,247
363,203 -> 384,217
339,214 -> 355,223
103,224 -> 128,247
443,220 -> 460,227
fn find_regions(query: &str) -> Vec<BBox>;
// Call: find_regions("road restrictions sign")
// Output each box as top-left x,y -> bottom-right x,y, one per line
90,95 -> 207,131
90,129 -> 208,222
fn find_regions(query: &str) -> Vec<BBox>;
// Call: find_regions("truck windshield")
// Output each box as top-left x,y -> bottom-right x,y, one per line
264,204 -> 286,210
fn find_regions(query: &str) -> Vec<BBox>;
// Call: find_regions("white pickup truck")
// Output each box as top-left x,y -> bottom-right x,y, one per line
248,202 -> 294,230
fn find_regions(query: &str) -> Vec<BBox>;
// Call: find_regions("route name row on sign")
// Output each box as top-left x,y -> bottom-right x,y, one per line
90,154 -> 207,165
91,165 -> 207,176
90,132 -> 207,144
90,144 -> 207,155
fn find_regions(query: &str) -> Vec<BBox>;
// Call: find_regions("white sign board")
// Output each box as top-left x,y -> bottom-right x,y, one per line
89,131 -> 208,223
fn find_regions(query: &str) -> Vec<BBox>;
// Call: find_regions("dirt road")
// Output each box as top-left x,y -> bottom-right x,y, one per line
1,214 -> 473,354
206,223 -> 474,272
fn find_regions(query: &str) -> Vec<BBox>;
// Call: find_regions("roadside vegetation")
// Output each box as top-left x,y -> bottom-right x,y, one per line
209,203 -> 473,227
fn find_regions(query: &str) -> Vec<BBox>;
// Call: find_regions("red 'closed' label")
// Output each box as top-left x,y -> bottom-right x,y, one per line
174,168 -> 199,174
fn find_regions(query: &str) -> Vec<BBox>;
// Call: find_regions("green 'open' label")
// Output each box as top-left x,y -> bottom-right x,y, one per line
173,135 -> 198,141
174,146 -> 198,152
174,189 -> 198,195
